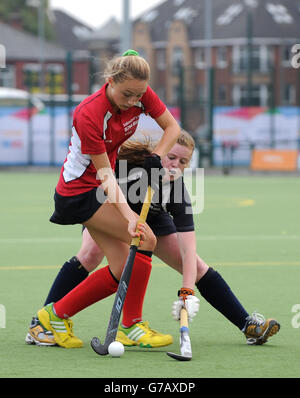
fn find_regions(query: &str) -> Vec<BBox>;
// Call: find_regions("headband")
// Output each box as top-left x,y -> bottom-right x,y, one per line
122,49 -> 140,57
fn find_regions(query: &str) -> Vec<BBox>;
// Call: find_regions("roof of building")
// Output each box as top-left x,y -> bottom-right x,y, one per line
88,17 -> 120,42
135,0 -> 300,44
52,9 -> 94,51
0,22 -> 66,61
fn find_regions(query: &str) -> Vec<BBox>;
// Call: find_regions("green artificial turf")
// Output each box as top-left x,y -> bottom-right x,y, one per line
0,172 -> 300,379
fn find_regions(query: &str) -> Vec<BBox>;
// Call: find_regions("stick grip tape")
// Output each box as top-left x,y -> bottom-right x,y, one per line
180,307 -> 189,329
131,186 -> 154,247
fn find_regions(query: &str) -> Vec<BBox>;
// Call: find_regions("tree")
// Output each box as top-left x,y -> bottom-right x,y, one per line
0,0 -> 55,40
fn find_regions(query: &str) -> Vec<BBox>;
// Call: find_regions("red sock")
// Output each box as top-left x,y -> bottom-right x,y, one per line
121,252 -> 152,327
54,265 -> 118,318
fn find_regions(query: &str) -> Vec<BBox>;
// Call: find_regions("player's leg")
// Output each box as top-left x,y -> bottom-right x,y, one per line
25,228 -> 104,346
36,202 -> 156,348
44,228 -> 104,306
36,236 -> 128,348
154,232 -> 246,320
117,238 -> 173,348
154,233 -> 280,344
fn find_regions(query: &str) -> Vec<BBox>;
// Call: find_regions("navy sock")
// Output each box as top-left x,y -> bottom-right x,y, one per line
196,267 -> 249,330
44,256 -> 89,305
137,249 -> 152,258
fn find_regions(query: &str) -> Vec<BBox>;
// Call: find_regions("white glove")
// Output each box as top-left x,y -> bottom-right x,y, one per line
172,294 -> 200,322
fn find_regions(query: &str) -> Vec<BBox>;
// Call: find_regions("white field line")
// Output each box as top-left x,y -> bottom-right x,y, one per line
0,237 -> 81,244
0,235 -> 300,244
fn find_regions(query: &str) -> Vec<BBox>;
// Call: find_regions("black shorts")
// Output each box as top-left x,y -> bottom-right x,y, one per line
129,201 -> 176,237
147,212 -> 176,236
50,187 -> 106,225
80,206 -> 177,237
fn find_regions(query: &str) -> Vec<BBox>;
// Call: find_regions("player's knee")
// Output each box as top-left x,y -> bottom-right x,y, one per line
77,245 -> 103,272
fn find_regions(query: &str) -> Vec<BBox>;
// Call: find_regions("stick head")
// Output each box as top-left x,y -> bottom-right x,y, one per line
90,337 -> 109,356
180,330 -> 192,357
166,351 -> 192,361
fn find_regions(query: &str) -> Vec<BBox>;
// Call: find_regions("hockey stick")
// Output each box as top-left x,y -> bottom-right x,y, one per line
91,186 -> 154,356
167,307 -> 192,361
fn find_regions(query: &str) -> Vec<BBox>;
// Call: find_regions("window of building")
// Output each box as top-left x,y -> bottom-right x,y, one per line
260,46 -> 274,73
265,3 -> 293,24
0,64 -> 15,87
283,84 -> 295,105
141,10 -> 158,23
218,84 -> 227,104
233,45 -> 266,73
282,45 -> 293,67
156,50 -> 166,71
174,7 -> 198,24
23,63 -> 64,94
195,48 -> 206,69
216,4 -> 243,25
45,64 -> 64,94
216,47 -> 228,68
232,84 -> 267,106
172,47 -> 184,69
23,64 -> 42,93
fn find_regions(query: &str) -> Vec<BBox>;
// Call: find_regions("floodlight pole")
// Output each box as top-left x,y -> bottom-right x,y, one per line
38,0 -> 45,92
205,0 -> 213,166
121,0 -> 132,54
26,0 -> 46,92
246,4 -> 253,106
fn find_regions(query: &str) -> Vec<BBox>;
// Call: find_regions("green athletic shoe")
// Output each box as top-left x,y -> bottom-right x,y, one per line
116,321 -> 173,348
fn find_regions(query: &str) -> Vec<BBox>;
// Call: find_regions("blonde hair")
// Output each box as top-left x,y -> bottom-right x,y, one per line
118,130 -> 195,165
177,129 -> 195,153
103,54 -> 150,83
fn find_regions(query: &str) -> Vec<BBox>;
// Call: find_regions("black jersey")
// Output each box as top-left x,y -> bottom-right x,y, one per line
115,161 -> 194,235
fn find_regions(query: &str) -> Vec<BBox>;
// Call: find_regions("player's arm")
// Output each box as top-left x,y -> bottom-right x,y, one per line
176,231 -> 197,290
171,233 -> 200,322
91,153 -> 139,237
152,109 -> 181,157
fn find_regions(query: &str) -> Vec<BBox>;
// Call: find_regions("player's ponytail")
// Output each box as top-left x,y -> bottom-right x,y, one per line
118,138 -> 153,166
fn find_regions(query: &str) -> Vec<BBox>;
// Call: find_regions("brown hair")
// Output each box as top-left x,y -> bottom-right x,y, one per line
118,130 -> 195,165
103,54 -> 150,83
118,136 -> 153,166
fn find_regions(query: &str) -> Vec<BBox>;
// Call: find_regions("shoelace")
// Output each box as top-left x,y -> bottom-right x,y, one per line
66,319 -> 74,336
33,317 -> 53,337
248,311 -> 265,326
140,321 -> 160,336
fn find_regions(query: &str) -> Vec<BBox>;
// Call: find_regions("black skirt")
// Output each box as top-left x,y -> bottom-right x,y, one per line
50,186 -> 106,225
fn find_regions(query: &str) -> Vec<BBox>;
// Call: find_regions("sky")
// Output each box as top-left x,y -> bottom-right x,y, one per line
50,0 -> 165,29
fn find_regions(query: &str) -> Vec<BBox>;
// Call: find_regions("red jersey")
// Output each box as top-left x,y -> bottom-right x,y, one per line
56,83 -> 166,196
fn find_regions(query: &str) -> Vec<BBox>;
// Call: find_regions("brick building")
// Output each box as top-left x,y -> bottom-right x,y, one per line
0,9 -> 92,96
132,0 -> 300,109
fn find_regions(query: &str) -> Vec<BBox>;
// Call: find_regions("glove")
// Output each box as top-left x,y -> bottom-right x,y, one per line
172,288 -> 200,322
143,153 -> 163,176
143,153 -> 164,202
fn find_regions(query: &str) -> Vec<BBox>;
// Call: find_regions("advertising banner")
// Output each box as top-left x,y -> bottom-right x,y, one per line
213,107 -> 300,166
0,106 -> 70,166
251,149 -> 298,171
